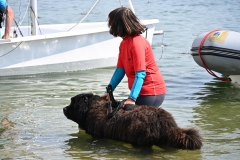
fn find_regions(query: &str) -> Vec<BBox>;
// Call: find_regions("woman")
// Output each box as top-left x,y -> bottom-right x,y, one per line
0,0 -> 14,39
102,7 -> 166,108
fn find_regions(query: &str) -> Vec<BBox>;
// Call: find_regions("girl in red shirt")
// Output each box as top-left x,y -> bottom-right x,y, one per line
102,7 -> 166,108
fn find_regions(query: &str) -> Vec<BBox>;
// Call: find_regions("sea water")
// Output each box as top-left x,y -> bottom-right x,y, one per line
1,0 -> 240,159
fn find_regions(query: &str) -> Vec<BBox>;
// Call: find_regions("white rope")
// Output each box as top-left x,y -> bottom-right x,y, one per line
9,0 -> 19,5
67,0 -> 101,31
118,0 -> 123,6
16,0 -> 30,26
126,0 -> 135,13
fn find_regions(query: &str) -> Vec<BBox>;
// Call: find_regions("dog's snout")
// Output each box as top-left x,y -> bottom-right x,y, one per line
63,107 -> 67,112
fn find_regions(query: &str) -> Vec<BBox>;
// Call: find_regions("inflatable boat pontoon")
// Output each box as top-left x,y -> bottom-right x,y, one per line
191,30 -> 240,88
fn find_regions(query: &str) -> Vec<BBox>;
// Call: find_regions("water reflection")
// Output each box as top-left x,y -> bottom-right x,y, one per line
64,130 -> 202,159
192,80 -> 240,159
194,80 -> 240,102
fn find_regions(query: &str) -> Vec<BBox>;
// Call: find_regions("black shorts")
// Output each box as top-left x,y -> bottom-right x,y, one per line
136,94 -> 165,108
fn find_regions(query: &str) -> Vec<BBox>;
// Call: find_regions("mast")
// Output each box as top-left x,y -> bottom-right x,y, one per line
127,0 -> 135,13
30,0 -> 38,35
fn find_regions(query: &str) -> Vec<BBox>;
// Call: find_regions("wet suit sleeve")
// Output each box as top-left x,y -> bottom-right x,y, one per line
0,0 -> 7,12
108,67 -> 125,91
129,70 -> 146,101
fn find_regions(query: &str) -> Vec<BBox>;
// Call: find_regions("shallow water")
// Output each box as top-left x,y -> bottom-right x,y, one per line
1,0 -> 240,159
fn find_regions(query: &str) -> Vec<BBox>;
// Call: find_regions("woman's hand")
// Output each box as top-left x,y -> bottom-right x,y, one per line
123,98 -> 135,108
100,92 -> 110,101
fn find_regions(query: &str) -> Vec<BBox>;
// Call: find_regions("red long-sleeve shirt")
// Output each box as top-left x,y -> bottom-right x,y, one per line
117,35 -> 166,95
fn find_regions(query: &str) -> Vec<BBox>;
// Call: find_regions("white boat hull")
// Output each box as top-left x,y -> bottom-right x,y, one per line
0,20 -> 159,76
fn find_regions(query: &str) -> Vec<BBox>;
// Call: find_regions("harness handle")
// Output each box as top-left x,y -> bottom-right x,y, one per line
106,84 -> 118,107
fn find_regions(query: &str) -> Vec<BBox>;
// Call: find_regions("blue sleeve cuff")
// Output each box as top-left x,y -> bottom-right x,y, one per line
129,70 -> 146,100
0,1 -> 7,12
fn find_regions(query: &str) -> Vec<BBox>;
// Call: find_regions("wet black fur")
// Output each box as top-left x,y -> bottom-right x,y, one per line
63,93 -> 202,150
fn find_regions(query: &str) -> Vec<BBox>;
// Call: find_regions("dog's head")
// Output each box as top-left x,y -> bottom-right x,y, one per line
63,93 -> 100,128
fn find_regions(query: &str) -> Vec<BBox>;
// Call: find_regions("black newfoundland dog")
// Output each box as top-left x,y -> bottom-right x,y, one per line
63,93 -> 202,150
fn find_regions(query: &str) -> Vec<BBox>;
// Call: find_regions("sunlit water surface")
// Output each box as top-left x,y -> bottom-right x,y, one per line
1,0 -> 240,159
